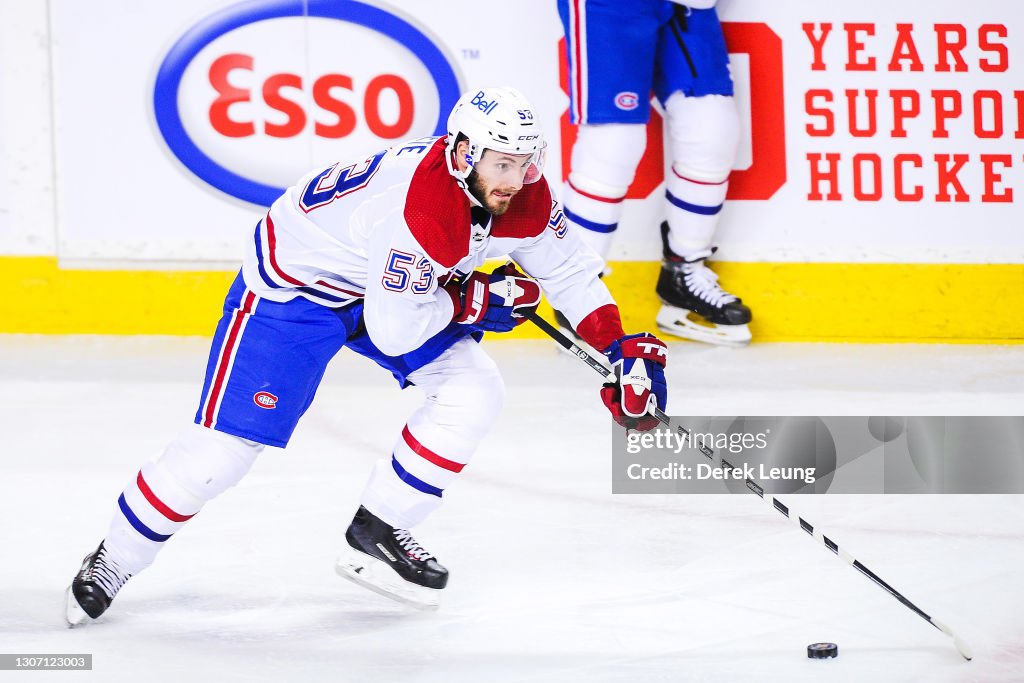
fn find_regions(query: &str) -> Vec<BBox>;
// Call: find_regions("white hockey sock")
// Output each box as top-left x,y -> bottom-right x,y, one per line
662,92 -> 739,258
562,176 -> 626,261
561,123 -> 646,261
359,339 -> 502,530
103,426 -> 261,575
359,422 -> 471,530
665,166 -> 729,258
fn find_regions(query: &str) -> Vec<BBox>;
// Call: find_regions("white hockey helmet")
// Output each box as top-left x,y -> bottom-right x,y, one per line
445,86 -> 547,187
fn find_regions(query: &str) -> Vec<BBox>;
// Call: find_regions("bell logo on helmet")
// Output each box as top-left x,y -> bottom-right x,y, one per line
469,90 -> 499,115
153,0 -> 463,207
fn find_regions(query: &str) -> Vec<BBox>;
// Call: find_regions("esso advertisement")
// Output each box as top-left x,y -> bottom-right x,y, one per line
154,0 -> 461,206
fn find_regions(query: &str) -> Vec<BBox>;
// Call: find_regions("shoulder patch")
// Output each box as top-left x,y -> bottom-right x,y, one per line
404,139 -> 472,269
491,178 -> 552,240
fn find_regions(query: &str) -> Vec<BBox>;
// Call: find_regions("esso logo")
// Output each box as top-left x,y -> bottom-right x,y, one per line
153,0 -> 462,206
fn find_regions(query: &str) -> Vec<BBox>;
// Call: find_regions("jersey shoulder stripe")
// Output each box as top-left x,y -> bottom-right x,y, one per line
403,139 -> 472,270
492,177 -> 552,240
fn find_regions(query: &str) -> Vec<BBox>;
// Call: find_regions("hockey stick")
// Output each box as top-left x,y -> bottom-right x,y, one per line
526,310 -> 973,661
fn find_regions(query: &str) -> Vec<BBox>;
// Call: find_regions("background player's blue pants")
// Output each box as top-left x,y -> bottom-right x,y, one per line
558,0 -> 733,124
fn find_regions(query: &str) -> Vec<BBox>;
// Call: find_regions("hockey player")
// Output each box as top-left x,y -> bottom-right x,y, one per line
65,87 -> 670,623
557,0 -> 752,346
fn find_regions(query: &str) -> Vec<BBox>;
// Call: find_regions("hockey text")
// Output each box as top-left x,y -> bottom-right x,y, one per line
801,21 -> 1022,203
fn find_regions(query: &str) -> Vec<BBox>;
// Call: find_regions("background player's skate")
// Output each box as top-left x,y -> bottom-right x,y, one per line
335,506 -> 448,609
655,222 -> 752,346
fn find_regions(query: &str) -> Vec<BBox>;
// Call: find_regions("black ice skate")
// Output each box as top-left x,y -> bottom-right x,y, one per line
64,542 -> 132,627
335,506 -> 448,609
655,222 -> 752,346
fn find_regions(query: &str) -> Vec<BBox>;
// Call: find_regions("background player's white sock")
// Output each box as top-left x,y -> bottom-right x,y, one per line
664,168 -> 728,257
561,123 -> 646,261
561,176 -> 624,260
663,92 -> 739,258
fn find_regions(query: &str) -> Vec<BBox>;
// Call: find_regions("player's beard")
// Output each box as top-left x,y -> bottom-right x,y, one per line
467,171 -> 516,216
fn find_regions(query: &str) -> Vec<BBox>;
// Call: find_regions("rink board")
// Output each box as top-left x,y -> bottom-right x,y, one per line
2,1 -> 1023,341
4,256 -> 1022,342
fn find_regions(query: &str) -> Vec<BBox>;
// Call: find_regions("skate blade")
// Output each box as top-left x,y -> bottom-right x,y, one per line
656,305 -> 752,347
64,587 -> 91,628
335,547 -> 441,610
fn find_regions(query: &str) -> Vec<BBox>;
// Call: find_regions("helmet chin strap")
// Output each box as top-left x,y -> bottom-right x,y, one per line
446,144 -> 485,208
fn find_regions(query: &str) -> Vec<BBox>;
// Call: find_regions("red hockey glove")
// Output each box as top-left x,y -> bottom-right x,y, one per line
446,264 -> 541,333
600,333 -> 668,432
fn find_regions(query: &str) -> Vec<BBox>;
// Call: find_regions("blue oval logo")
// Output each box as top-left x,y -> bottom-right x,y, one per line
153,0 -> 461,207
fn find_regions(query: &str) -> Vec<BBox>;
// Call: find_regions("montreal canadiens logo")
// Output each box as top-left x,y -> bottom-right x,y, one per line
614,91 -> 640,111
153,0 -> 462,206
253,391 -> 278,409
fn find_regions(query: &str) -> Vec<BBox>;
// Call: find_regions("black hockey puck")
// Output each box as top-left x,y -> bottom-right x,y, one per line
807,642 -> 838,659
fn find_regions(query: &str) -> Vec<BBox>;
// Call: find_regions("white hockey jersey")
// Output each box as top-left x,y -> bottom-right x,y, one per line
242,136 -> 623,357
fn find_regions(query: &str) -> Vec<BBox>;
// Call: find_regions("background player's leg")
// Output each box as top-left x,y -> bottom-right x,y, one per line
654,6 -> 751,345
657,95 -> 751,345
337,338 -> 504,607
557,0 -> 664,261
563,124 -> 648,260
554,0 -> 670,335
663,92 -> 740,258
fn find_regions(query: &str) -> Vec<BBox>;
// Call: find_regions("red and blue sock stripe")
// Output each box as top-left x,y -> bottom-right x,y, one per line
117,471 -> 196,543
390,425 -> 467,498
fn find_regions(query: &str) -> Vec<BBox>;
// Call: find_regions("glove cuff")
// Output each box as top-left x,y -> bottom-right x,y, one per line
576,304 -> 625,352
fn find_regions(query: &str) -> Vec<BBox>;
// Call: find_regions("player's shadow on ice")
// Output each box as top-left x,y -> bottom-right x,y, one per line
134,589 -> 432,632
4,588 -> 429,637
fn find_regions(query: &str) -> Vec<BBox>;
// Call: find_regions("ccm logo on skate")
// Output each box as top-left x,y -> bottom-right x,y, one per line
253,391 -> 278,409
153,0 -> 462,207
615,92 -> 640,110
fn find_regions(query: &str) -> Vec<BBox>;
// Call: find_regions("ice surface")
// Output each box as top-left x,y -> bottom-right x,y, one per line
1,335 -> 1022,682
